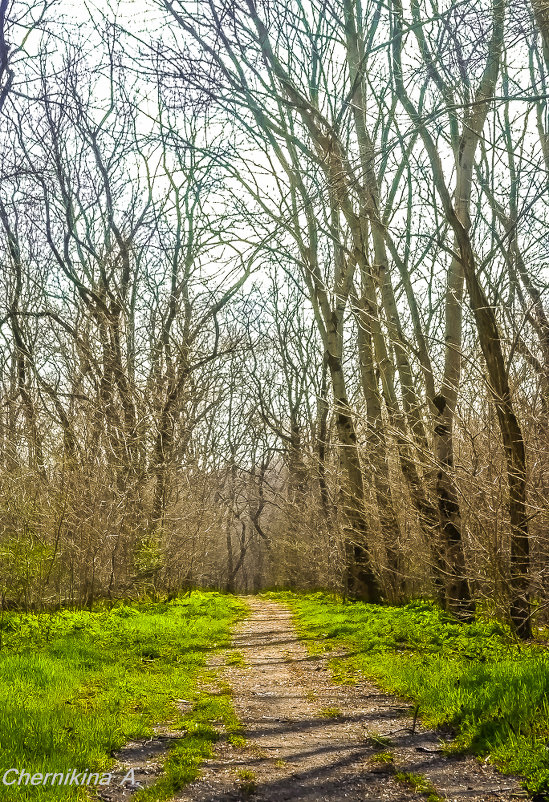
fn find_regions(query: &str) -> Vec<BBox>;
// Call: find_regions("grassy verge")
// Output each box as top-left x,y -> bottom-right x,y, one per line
133,671 -> 245,802
264,591 -> 549,799
0,592 -> 246,800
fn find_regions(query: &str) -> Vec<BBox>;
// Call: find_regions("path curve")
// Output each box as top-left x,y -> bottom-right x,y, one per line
175,598 -> 527,802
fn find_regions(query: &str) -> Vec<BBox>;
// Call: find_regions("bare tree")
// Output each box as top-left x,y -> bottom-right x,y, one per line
391,0 -> 532,636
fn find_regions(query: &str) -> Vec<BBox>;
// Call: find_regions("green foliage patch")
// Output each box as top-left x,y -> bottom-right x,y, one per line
0,592 -> 246,800
395,770 -> 444,801
267,592 -> 549,799
134,680 -> 245,802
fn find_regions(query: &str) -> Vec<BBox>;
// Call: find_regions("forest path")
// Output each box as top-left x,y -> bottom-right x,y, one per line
174,597 -> 526,802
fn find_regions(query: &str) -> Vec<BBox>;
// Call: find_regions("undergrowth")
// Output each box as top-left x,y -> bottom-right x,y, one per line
264,591 -> 549,800
0,592 -> 246,800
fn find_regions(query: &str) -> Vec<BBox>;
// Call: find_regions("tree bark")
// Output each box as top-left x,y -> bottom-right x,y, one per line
326,314 -> 382,603
354,290 -> 403,600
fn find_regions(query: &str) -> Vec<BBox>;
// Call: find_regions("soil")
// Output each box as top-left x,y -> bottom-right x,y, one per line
174,598 -> 529,802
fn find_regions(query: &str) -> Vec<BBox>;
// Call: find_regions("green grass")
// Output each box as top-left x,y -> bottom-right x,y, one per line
365,732 -> 394,748
370,750 -> 394,765
395,771 -> 444,801
236,768 -> 257,796
134,676 -> 245,802
0,592 -> 246,800
226,651 -> 247,667
265,591 -> 549,799
316,707 -> 342,719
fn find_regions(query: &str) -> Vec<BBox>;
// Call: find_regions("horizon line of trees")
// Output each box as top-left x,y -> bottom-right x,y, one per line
0,0 -> 547,638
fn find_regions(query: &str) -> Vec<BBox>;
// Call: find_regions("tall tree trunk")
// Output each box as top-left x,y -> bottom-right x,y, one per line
532,0 -> 549,72
456,233 -> 531,637
391,0 -> 509,623
326,315 -> 382,603
394,0 -> 530,631
316,357 -> 332,521
225,510 -> 235,593
354,291 -> 403,601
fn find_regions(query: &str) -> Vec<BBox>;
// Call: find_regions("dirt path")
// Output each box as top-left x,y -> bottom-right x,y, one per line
175,598 -> 527,802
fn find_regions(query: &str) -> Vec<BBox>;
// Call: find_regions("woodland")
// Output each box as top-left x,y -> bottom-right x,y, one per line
0,0 -> 548,643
